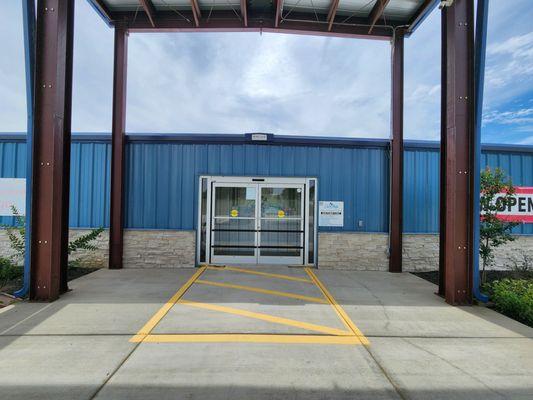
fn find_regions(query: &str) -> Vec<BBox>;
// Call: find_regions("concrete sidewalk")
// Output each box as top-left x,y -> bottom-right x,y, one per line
0,267 -> 532,400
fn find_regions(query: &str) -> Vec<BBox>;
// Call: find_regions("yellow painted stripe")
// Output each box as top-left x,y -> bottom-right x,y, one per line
177,299 -> 352,336
132,334 -> 362,345
135,267 -> 206,337
195,279 -> 328,304
305,268 -> 370,346
207,266 -> 313,284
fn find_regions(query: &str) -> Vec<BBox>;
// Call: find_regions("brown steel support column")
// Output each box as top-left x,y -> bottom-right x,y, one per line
389,30 -> 404,273
439,0 -> 475,305
30,0 -> 75,301
109,26 -> 128,269
438,9 -> 447,297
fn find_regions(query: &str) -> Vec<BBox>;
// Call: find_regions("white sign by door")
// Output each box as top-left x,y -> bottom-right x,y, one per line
0,178 -> 26,216
319,201 -> 344,227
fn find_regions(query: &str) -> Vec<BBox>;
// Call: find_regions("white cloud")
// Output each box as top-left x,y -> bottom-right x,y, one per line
483,108 -> 533,125
124,31 -> 391,137
0,0 -> 531,145
484,31 -> 533,108
487,31 -> 533,57
518,135 -> 533,145
241,36 -> 303,100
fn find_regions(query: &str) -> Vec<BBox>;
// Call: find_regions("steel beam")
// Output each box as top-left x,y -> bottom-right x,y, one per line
109,26 -> 128,270
190,0 -> 201,27
139,0 -> 156,27
438,9 -> 447,297
118,12 -> 393,39
472,0 -> 490,303
368,0 -> 390,33
439,0 -> 475,305
30,0 -> 75,301
275,0 -> 283,28
241,0 -> 248,27
91,0 -> 114,22
389,29 -> 404,273
407,0 -> 440,35
15,0 -> 37,298
327,0 -> 340,32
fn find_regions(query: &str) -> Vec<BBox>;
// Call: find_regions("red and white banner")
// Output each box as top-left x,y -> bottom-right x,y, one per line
492,187 -> 533,223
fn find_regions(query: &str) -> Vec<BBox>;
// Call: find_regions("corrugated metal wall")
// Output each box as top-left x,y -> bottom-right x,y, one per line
69,142 -> 111,228
0,139 -> 111,228
125,142 -> 389,232
403,147 -> 440,233
403,146 -> 533,234
0,136 -> 532,234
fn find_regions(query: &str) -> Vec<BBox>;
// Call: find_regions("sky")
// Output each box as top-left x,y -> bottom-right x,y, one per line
0,0 -> 532,144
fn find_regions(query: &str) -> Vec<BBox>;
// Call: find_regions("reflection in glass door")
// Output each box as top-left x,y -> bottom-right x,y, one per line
258,185 -> 304,264
210,184 -> 257,264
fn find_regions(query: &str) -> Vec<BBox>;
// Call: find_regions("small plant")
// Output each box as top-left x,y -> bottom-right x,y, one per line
3,205 -> 103,266
506,251 -> 533,280
479,167 -> 519,284
0,257 -> 23,290
3,205 -> 26,263
490,279 -> 533,327
68,227 -> 104,254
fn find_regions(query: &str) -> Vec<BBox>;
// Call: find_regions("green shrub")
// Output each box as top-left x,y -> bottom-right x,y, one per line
3,205 -> 104,267
0,257 -> 23,289
490,279 -> 533,327
68,227 -> 104,255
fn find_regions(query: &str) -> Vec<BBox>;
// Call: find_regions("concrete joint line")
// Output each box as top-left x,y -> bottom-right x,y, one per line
0,302 -> 55,335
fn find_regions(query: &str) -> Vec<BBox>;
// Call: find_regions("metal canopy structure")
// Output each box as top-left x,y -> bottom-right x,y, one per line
88,0 -> 437,38
23,0 -> 488,307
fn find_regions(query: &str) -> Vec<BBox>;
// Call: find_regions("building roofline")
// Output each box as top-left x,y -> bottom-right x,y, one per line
1,132 -> 532,153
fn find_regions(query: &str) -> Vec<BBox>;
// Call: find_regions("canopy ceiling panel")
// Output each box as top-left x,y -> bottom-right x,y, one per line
88,0 -> 438,38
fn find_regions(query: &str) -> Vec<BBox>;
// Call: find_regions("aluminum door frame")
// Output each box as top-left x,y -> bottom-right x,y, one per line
197,176 -> 317,266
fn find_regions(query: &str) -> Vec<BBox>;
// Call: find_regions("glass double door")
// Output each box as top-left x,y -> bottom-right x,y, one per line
211,183 -> 305,265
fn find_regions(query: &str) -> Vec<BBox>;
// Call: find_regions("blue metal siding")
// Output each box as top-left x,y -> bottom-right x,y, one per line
1,135 -> 532,235
403,148 -> 440,233
125,143 -> 390,232
0,141 -> 110,228
404,147 -> 533,234
69,142 -> 111,228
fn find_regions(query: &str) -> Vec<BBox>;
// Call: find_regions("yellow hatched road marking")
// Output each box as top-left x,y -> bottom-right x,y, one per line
134,267 -> 206,339
305,268 -> 370,346
177,299 -> 352,336
132,334 -> 361,345
207,266 -> 313,284
195,279 -> 328,304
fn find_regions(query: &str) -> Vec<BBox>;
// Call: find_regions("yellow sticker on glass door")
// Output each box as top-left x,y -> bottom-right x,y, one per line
231,209 -> 239,217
